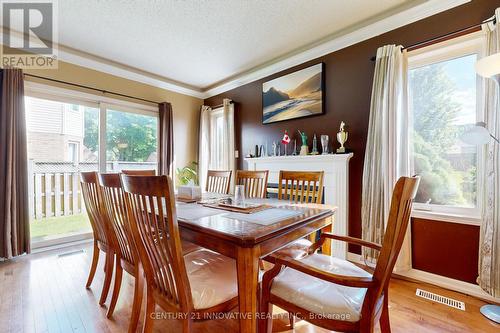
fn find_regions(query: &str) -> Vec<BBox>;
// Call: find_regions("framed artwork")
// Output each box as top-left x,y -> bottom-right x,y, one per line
262,63 -> 324,124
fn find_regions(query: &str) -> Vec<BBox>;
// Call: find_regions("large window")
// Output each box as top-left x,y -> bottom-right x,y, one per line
408,33 -> 483,219
106,108 -> 158,172
25,84 -> 158,246
209,107 -> 225,169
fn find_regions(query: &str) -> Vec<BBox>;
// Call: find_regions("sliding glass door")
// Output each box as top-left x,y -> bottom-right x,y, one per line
25,92 -> 158,247
105,108 -> 158,173
25,97 -> 98,245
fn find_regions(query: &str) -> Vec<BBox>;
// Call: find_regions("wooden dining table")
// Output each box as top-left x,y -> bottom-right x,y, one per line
175,197 -> 336,333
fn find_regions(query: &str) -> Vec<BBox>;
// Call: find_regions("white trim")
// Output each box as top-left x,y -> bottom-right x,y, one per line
401,269 -> 498,303
2,1 -> 469,99
411,209 -> 481,226
203,0 -> 470,98
24,80 -> 158,113
347,251 -> 497,303
407,31 -> 485,223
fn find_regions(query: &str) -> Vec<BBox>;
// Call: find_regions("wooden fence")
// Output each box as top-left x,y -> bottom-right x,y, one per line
28,171 -> 84,220
28,161 -> 155,220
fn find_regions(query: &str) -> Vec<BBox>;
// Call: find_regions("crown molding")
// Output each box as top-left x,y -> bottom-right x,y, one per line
203,0 -> 470,98
57,45 -> 206,99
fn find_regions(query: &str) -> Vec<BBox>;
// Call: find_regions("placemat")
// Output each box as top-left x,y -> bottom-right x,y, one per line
223,208 -> 303,225
176,205 -> 224,220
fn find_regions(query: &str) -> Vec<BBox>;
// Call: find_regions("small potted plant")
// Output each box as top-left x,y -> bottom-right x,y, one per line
176,161 -> 199,186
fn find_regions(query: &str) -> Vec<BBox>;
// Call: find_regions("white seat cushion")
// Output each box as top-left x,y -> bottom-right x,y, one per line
271,253 -> 372,322
184,249 -> 238,310
274,238 -> 312,259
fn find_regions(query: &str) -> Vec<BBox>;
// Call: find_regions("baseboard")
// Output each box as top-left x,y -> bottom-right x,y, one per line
346,252 -> 498,304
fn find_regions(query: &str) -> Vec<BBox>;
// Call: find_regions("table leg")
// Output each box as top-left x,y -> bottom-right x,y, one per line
321,216 -> 334,256
237,246 -> 260,333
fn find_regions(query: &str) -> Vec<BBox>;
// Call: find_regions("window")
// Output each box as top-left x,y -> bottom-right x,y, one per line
25,83 -> 159,246
408,33 -> 483,219
106,108 -> 158,172
210,107 -> 225,169
67,142 -> 79,163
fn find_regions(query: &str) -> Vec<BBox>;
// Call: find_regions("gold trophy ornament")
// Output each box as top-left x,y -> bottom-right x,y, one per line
336,121 -> 348,153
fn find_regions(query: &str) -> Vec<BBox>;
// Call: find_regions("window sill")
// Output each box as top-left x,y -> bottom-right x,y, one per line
411,210 -> 481,226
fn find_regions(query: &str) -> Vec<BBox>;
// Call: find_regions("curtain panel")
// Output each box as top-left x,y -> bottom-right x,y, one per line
361,45 -> 411,271
198,105 -> 211,189
479,9 -> 500,298
198,99 -> 235,191
221,98 -> 236,190
0,68 -> 30,259
158,102 -> 174,178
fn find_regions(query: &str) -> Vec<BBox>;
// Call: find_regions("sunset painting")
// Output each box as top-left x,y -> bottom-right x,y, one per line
262,63 -> 324,124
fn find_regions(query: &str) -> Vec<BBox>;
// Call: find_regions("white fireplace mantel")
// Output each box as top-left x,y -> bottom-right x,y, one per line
244,153 -> 353,259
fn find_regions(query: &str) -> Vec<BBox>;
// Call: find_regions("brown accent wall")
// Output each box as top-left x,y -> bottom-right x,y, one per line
411,218 -> 480,284
204,0 -> 498,283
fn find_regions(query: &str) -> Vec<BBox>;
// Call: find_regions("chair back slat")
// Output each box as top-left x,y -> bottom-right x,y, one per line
80,172 -> 111,246
235,170 -> 269,198
277,171 -> 324,204
99,173 -> 136,265
364,176 -> 420,309
206,170 -> 232,194
122,169 -> 156,176
121,175 -> 192,310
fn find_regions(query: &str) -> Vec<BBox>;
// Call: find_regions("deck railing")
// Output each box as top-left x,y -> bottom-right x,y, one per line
28,160 -> 156,220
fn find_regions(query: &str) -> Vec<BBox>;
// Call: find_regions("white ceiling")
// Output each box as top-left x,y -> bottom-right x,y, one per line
55,0 -> 418,90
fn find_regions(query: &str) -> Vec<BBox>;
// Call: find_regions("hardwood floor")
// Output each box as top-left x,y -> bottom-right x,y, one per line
0,242 -> 498,333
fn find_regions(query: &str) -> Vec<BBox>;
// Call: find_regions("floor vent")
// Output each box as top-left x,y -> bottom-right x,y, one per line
416,288 -> 465,311
58,249 -> 85,258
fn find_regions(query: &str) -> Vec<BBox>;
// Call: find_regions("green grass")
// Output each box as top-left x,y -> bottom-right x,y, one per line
30,214 -> 92,240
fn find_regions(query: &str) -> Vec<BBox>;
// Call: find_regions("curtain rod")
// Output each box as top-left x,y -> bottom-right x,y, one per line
24,73 -> 161,105
370,17 -> 495,61
210,101 -> 234,109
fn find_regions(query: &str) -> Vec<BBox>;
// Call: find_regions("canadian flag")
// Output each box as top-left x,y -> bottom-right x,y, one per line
281,130 -> 291,144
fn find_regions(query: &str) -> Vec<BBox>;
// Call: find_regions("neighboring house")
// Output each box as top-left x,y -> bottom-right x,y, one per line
25,97 -> 90,163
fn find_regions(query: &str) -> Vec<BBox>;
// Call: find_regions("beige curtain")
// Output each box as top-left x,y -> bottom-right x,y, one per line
478,9 -> 500,298
362,45 -> 411,271
158,102 -> 174,177
0,68 -> 30,259
198,105 -> 211,189
221,98 -> 236,190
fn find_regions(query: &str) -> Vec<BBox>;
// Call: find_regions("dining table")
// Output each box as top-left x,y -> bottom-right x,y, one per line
175,194 -> 337,333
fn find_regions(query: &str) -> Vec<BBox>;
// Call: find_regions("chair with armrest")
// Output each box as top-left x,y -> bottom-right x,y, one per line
120,174 -> 239,333
259,176 -> 420,333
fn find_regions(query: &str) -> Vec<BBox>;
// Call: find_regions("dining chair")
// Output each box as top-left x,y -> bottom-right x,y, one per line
80,171 -> 115,307
206,170 -> 232,194
259,176 -> 420,333
273,170 -> 325,259
98,173 -> 143,332
122,169 -> 156,175
121,174 -> 239,333
235,170 -> 269,198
